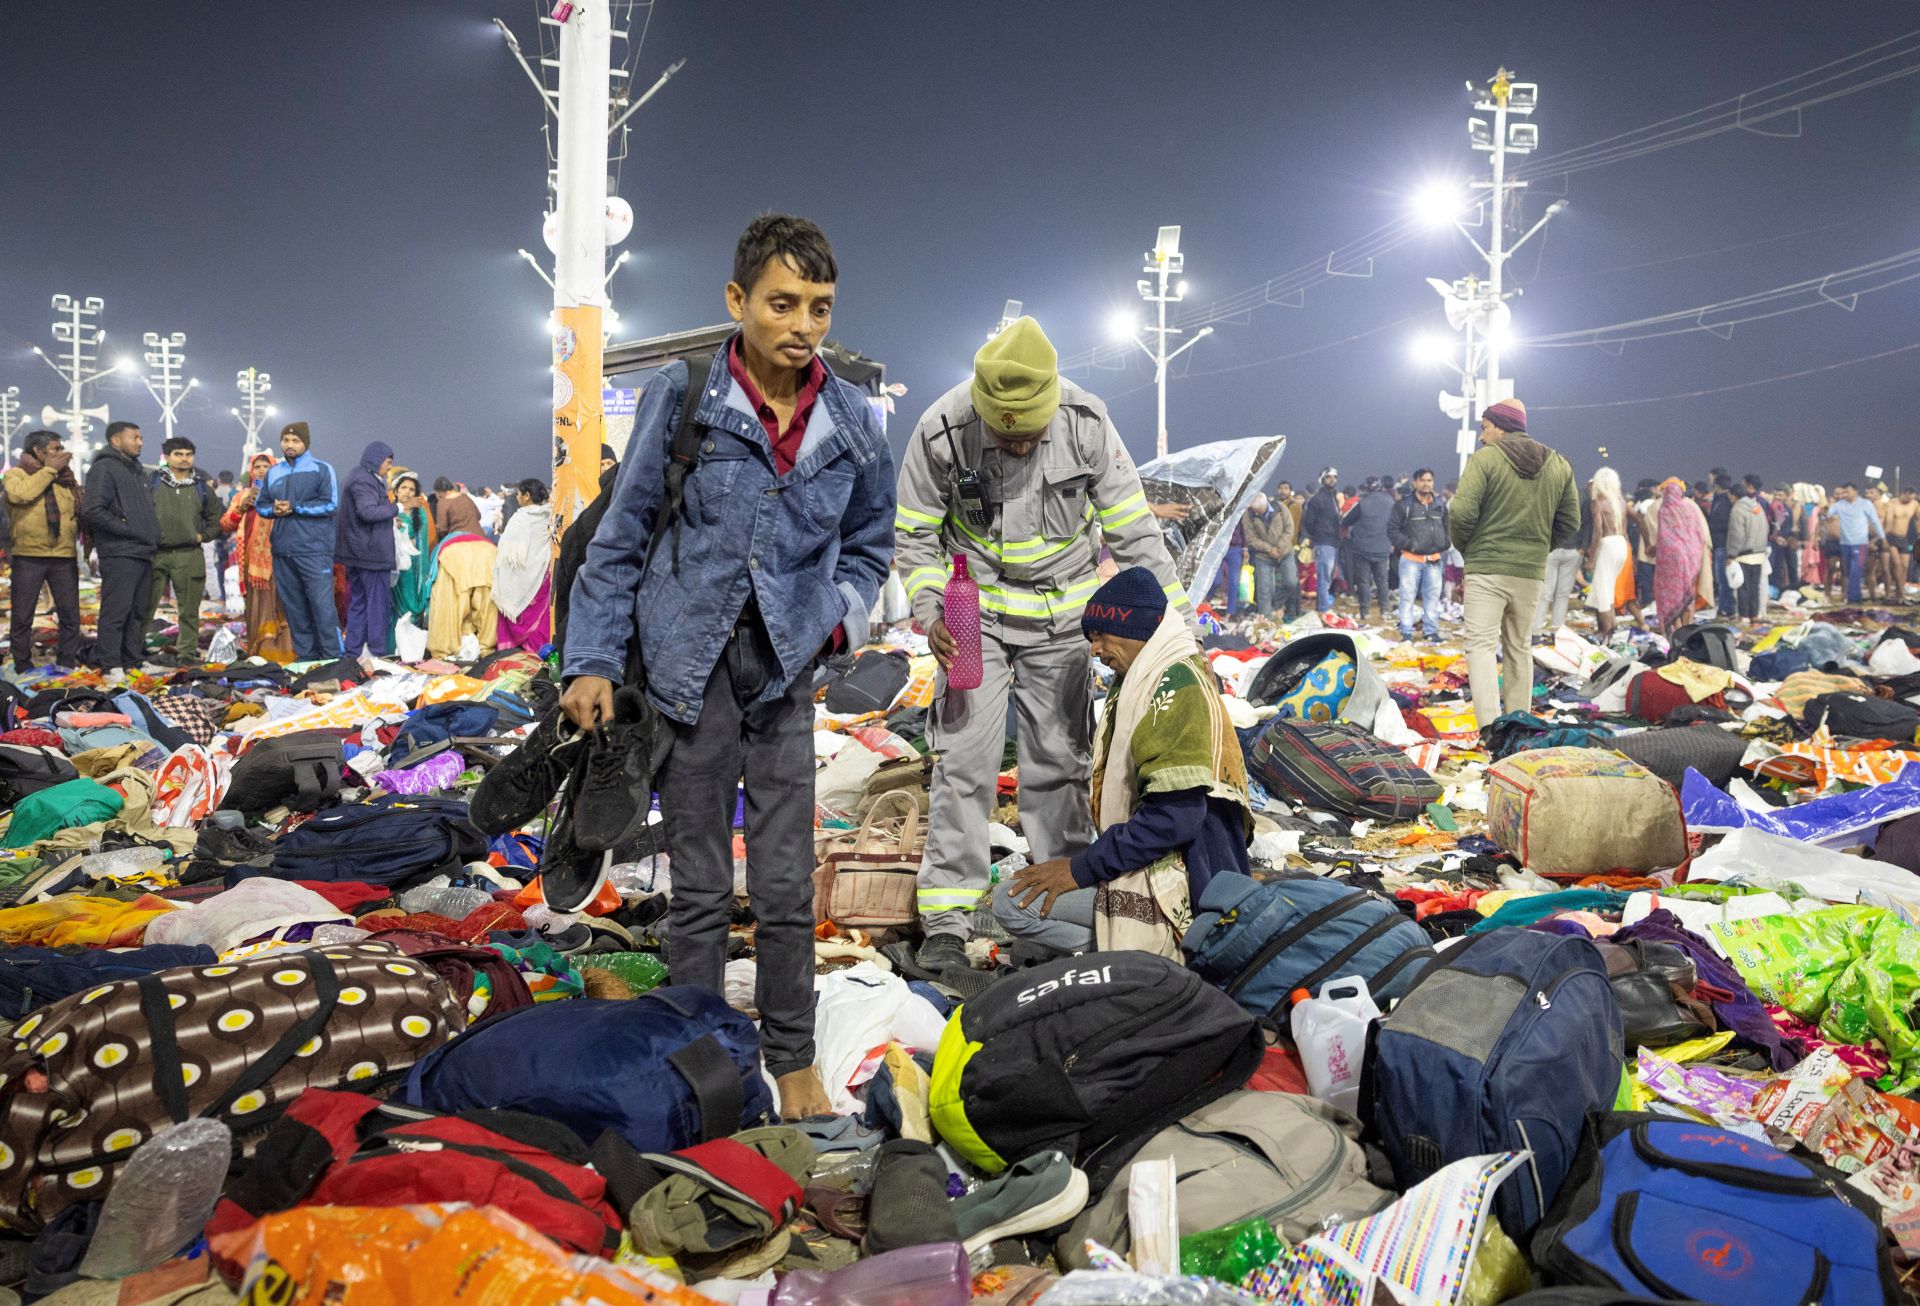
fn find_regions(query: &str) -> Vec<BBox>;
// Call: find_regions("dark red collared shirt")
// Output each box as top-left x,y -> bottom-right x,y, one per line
726,337 -> 828,476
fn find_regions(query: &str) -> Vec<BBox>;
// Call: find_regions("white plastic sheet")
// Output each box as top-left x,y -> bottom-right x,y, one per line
811,962 -> 946,1115
1688,826 -> 1920,915
143,879 -> 350,955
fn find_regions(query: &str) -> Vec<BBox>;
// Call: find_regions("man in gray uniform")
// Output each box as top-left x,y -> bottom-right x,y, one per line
894,316 -> 1190,986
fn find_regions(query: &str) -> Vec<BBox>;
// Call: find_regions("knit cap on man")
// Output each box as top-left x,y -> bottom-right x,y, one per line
972,316 -> 1060,436
1483,398 -> 1527,434
1081,566 -> 1167,643
280,421 -> 311,447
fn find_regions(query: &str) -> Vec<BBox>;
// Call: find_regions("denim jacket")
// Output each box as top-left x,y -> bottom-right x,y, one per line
563,339 -> 896,725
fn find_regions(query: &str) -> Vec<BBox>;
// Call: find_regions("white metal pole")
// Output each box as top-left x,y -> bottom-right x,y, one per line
63,301 -> 86,448
1154,273 -> 1170,460
1456,315 -> 1476,478
0,388 -> 22,468
549,3 -> 612,587
1485,95 -> 1508,409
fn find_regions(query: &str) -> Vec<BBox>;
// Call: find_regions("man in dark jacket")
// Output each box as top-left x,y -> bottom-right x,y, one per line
1707,473 -> 1734,616
336,440 -> 398,658
259,421 -> 342,660
551,446 -> 619,664
1302,467 -> 1344,614
81,421 -> 162,672
1389,468 -> 1450,641
144,436 -> 222,662
1341,477 -> 1396,622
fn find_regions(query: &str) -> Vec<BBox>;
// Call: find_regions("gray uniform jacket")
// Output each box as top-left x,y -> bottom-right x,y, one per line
894,379 -> 1189,643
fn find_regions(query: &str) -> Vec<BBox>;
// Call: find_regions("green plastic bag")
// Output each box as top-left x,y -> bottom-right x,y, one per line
1710,906 -> 1875,1021
2,778 -> 123,849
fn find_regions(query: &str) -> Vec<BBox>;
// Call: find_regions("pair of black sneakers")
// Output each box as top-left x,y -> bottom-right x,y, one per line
469,685 -> 673,912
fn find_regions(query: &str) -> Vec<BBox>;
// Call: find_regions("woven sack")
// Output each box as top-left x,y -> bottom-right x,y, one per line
812,790 -> 923,927
1487,747 -> 1687,879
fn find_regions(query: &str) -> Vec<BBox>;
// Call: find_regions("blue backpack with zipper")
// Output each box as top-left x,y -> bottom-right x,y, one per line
1182,872 -> 1437,1022
1532,1113 -> 1896,1305
240,795 -> 486,888
1360,927 -> 1622,1241
399,984 -> 770,1154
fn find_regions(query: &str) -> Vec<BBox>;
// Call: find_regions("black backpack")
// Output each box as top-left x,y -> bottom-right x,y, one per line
1803,692 -> 1920,741
1669,622 -> 1739,671
220,730 -> 346,814
821,649 -> 909,714
928,951 -> 1262,1191
0,744 -> 80,807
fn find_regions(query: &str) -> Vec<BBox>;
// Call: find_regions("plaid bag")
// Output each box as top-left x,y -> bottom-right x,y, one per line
153,692 -> 221,747
1249,718 -> 1440,821
0,941 -> 465,1233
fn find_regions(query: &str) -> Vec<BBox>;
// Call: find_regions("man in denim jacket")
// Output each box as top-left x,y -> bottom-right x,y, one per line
562,215 -> 895,1118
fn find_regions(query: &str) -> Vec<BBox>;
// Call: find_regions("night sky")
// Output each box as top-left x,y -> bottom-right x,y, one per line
4,2 -> 1917,489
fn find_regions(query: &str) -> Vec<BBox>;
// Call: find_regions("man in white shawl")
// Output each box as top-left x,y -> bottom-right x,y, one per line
492,478 -> 554,652
998,567 -> 1253,959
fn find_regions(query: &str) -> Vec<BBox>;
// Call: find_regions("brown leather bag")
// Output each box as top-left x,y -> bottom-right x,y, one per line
812,790 -> 924,928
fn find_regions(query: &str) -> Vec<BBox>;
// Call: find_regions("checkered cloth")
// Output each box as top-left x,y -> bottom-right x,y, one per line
152,693 -> 221,747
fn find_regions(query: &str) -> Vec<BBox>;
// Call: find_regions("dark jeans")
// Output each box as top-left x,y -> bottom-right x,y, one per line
1712,546 -> 1732,615
9,555 -> 83,670
1736,561 -> 1762,619
1252,552 -> 1299,618
1352,554 -> 1391,618
343,566 -> 392,657
1842,544 -> 1867,602
1635,559 -> 1656,608
95,555 -> 152,670
657,609 -> 817,1078
1223,546 -> 1246,615
273,552 -> 343,661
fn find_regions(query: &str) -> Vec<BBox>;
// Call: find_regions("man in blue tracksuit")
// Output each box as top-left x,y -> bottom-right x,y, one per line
562,214 -> 894,1120
259,421 -> 342,660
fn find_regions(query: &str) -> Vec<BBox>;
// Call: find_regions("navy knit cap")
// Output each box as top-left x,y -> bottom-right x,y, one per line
1082,566 -> 1167,642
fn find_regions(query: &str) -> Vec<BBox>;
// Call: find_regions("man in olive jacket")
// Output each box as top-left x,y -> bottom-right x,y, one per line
1446,398 -> 1579,727
145,436 -> 224,662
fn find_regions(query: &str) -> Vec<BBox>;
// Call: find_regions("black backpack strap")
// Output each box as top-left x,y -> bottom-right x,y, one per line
645,354 -> 716,575
667,1035 -> 745,1144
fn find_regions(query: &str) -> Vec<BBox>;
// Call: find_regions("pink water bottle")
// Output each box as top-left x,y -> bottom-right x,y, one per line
944,555 -> 983,691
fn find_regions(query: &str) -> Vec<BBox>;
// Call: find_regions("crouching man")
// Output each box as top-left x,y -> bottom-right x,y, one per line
995,567 -> 1252,959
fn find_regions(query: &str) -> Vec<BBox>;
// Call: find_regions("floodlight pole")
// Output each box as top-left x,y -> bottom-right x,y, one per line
1133,229 -> 1210,460
41,294 -> 112,463
235,368 -> 274,462
141,331 -> 193,442
0,388 -> 25,468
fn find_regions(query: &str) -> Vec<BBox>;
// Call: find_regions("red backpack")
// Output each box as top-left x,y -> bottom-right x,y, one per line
207,1087 -> 622,1257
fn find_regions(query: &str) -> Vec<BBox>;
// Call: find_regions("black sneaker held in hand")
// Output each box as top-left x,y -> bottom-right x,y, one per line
571,686 -> 673,854
468,708 -> 583,835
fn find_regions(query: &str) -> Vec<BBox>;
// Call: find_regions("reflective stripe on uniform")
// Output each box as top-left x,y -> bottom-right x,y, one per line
896,504 -> 945,531
978,573 -> 1103,621
905,566 -> 947,597
916,887 -> 985,910
1101,502 -> 1150,530
1097,490 -> 1147,522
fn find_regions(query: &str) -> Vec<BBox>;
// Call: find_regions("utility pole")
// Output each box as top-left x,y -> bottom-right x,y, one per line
1420,70 -> 1567,475
1122,226 -> 1213,460
32,294 -> 122,464
232,368 -> 276,462
140,331 -> 198,443
989,299 -> 1023,341
0,388 -> 27,468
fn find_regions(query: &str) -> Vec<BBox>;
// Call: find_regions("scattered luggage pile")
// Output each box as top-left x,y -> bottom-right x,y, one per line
1,587 -> 1919,1305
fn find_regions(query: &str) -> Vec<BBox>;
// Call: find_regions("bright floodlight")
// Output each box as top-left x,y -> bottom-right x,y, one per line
115,357 -> 138,374
1154,225 -> 1182,260
1411,334 -> 1455,367
1106,309 -> 1139,342
1414,182 -> 1467,229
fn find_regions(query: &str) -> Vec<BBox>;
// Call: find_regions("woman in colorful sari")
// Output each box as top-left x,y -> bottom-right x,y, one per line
492,478 -> 553,654
219,452 -> 295,661
1652,476 -> 1712,636
387,467 -> 435,646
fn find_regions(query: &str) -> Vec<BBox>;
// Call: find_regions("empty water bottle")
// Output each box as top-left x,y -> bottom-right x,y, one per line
75,846 -> 167,881
398,883 -> 495,919
944,556 -> 982,691
78,1118 -> 233,1279
771,1242 -> 969,1305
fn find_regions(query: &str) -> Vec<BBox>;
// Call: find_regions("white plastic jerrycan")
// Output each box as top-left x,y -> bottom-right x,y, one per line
1288,976 -> 1381,1115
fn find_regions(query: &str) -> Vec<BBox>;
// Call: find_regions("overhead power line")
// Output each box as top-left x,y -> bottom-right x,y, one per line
1058,29 -> 1920,377
1531,338 -> 1920,410
1521,245 -> 1920,348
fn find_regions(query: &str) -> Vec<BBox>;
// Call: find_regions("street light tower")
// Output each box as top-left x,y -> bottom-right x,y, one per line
0,387 -> 27,468
232,368 -> 276,462
990,299 -> 1023,341
1126,226 -> 1214,459
34,294 -> 121,461
1416,70 -> 1567,473
140,331 -> 197,442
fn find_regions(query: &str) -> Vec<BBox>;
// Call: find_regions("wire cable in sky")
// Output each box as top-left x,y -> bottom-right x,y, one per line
1521,245 -> 1920,347
1530,339 -> 1920,409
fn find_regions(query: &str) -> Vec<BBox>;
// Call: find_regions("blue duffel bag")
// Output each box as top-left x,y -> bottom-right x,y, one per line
0,944 -> 216,1021
398,985 -> 771,1153
242,795 -> 486,887
1182,871 -> 1436,1022
389,702 -> 500,758
1531,1112 -> 1896,1305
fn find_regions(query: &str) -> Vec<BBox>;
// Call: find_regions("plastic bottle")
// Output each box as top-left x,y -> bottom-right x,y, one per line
944,556 -> 982,691
589,951 -> 668,994
78,1118 -> 233,1279
771,1242 -> 969,1305
398,883 -> 495,919
75,846 -> 167,881
1289,977 -> 1380,1115
1179,1216 -> 1286,1283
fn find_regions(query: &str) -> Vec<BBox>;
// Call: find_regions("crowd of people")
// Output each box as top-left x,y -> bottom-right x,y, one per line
2,421 -> 602,675
2,211 -> 1920,1300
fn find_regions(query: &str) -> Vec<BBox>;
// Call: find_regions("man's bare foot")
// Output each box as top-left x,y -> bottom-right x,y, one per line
776,1066 -> 834,1120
